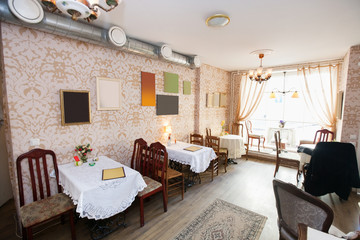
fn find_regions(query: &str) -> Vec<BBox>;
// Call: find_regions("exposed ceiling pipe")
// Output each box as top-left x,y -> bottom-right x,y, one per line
0,0 -> 200,68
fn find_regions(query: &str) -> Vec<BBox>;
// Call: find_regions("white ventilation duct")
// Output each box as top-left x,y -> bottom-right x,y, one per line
2,0 -> 200,68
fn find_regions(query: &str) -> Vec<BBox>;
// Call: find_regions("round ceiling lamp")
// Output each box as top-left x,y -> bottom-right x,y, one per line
206,14 -> 230,27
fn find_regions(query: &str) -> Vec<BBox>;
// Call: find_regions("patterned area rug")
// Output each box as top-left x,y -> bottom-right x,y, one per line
173,199 -> 267,240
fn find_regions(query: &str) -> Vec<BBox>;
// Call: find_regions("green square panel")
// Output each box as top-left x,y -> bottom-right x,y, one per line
164,72 -> 179,93
183,81 -> 191,95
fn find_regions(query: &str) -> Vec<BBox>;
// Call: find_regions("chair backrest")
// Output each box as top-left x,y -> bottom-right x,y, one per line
131,138 -> 148,171
274,131 -> 282,158
273,179 -> 334,239
205,135 -> 220,155
149,142 -> 167,185
16,148 -> 61,207
206,128 -> 212,137
244,120 -> 253,135
313,129 -> 334,144
190,133 -> 204,146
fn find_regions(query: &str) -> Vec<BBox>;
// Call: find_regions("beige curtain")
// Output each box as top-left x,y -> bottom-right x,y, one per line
235,74 -> 267,123
298,65 -> 339,133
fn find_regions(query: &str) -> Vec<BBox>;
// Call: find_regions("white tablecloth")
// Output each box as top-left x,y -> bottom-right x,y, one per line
267,127 -> 297,147
166,141 -> 217,173
220,134 -> 246,159
58,156 -> 146,220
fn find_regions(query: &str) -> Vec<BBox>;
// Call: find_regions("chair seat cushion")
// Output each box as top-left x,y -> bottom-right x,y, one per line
20,193 -> 74,228
219,148 -> 228,154
249,134 -> 264,138
138,176 -> 162,197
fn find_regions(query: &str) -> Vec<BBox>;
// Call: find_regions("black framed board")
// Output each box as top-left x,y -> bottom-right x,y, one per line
156,95 -> 179,115
60,90 -> 91,126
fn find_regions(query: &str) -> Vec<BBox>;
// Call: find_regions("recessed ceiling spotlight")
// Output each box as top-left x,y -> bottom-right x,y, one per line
206,14 -> 230,27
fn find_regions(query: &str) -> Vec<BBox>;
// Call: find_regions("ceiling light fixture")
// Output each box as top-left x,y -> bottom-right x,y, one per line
269,72 -> 299,99
41,0 -> 121,21
249,49 -> 273,84
206,14 -> 230,27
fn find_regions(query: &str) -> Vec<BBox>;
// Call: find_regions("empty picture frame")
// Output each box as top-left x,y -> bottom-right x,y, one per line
60,90 -> 91,126
164,72 -> 179,93
156,95 -> 179,115
220,93 -> 227,107
183,81 -> 191,95
213,92 -> 220,107
96,77 -> 121,110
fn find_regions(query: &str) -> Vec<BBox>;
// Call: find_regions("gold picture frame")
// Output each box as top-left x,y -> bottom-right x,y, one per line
60,90 -> 91,126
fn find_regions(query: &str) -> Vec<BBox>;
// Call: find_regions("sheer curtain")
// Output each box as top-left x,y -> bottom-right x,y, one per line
235,74 -> 267,124
297,65 -> 339,133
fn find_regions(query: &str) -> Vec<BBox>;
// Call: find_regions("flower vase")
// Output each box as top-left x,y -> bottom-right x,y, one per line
81,155 -> 88,163
279,123 -> 284,128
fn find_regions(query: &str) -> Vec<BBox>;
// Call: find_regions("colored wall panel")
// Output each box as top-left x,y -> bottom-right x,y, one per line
141,71 -> 156,106
156,95 -> 179,115
164,72 -> 179,93
183,81 -> 191,95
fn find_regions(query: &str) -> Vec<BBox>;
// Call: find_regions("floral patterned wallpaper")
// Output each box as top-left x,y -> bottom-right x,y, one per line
341,45 -> 360,147
0,23 -> 230,205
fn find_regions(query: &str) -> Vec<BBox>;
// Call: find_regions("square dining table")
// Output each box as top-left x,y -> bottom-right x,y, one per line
166,141 -> 217,173
58,156 -> 146,220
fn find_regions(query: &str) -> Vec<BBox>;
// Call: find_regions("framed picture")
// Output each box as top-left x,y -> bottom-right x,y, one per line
206,93 -> 213,107
220,93 -> 227,107
96,77 -> 121,110
60,90 -> 91,126
156,95 -> 179,115
213,92 -> 220,107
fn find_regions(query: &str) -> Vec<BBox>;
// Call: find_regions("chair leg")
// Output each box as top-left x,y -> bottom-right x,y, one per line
162,189 -> 168,212
224,155 -> 228,173
181,175 -> 184,200
139,197 -> 145,227
274,162 -> 279,177
69,210 -> 76,240
258,139 -> 260,151
27,227 -> 32,240
211,160 -> 214,181
263,137 -> 265,149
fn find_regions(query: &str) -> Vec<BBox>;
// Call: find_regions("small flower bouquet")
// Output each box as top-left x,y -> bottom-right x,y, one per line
75,144 -> 92,163
279,120 -> 286,128
220,120 -> 226,136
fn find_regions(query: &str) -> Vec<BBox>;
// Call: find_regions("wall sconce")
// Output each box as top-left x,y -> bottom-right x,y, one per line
269,72 -> 299,99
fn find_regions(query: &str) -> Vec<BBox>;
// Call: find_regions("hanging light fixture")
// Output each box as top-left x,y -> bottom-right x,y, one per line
269,72 -> 299,99
249,49 -> 273,84
41,0 -> 121,21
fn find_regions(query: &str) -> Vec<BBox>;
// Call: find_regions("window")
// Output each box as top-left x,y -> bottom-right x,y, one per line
250,70 -> 320,149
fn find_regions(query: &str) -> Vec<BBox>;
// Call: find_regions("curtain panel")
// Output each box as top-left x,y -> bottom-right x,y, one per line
297,65 -> 339,133
235,74 -> 267,126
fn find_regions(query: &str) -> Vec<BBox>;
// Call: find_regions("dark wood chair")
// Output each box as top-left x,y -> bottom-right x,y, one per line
16,148 -> 76,240
131,140 -> 167,227
299,129 -> 335,145
190,133 -> 204,146
206,128 -> 212,137
206,135 -> 228,175
313,129 -> 334,143
273,130 -> 301,182
273,179 -> 334,240
232,123 -> 248,160
152,142 -> 184,203
245,120 -> 265,151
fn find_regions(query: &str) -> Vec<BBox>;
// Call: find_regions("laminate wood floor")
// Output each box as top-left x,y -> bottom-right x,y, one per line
1,158 -> 359,240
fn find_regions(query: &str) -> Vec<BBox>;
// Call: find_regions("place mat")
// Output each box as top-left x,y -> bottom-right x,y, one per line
173,198 -> 267,240
183,146 -> 202,152
102,167 -> 125,180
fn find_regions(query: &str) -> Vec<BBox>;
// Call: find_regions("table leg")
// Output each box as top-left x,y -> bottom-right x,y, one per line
88,212 -> 126,240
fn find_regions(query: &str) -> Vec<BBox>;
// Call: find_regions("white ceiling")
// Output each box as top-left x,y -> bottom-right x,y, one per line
90,0 -> 360,71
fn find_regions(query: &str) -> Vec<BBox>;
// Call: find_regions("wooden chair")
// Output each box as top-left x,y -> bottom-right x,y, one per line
132,140 -> 167,227
299,129 -> 335,145
273,131 -> 301,182
232,123 -> 248,160
16,149 -> 76,240
314,129 -> 334,143
151,142 -> 184,203
244,120 -> 265,151
190,133 -> 204,146
206,135 -> 228,175
206,128 -> 212,137
273,179 -> 334,240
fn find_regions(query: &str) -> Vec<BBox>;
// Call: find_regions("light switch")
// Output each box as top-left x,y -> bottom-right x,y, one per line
30,138 -> 40,146
350,134 -> 357,140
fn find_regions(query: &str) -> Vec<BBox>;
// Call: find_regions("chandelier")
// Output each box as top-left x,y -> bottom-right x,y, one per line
269,72 -> 299,98
41,0 -> 121,21
248,50 -> 273,84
